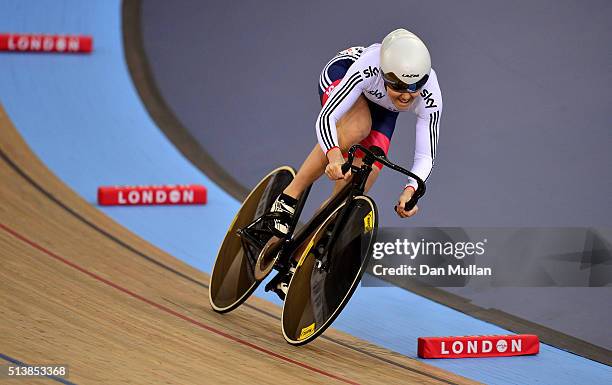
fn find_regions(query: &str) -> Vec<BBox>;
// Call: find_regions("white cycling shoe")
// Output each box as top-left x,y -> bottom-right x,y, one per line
270,195 -> 296,236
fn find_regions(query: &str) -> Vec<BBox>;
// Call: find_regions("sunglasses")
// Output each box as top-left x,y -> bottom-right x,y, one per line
382,72 -> 429,93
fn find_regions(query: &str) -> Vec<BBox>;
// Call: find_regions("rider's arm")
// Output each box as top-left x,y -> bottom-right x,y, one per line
315,65 -> 368,159
406,69 -> 443,190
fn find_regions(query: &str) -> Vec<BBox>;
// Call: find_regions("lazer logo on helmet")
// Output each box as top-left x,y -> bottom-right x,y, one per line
402,74 -> 420,78
362,66 -> 380,78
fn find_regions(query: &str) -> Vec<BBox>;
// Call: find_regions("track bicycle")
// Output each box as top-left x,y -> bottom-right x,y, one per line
209,144 -> 425,345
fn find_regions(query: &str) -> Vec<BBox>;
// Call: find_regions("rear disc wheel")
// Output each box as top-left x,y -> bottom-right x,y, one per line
209,166 -> 296,313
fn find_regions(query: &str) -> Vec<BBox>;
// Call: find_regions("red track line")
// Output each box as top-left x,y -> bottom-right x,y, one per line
1,223 -> 360,385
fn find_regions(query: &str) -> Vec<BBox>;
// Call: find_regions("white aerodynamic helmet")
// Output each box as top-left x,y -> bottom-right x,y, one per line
380,29 -> 431,92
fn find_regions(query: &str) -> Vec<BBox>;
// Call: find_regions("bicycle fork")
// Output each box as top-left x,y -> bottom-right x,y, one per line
315,164 -> 371,272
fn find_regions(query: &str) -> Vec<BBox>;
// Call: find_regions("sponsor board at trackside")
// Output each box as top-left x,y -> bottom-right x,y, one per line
418,334 -> 540,358
97,185 -> 207,206
0,34 -> 93,53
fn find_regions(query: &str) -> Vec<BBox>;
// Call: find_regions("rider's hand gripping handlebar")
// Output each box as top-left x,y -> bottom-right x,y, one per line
340,144 -> 426,212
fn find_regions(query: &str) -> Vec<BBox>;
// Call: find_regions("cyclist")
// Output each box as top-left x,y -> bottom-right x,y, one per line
269,28 -> 443,298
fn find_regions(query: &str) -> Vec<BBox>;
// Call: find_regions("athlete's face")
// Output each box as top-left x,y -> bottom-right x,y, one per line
386,86 -> 420,111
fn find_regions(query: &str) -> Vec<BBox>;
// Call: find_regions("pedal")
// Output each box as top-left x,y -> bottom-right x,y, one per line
316,260 -> 329,272
264,260 -> 295,291
264,271 -> 284,292
267,266 -> 296,300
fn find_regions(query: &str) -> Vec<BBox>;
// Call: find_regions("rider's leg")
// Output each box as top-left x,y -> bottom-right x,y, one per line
266,96 -> 373,298
325,99 -> 398,203
283,95 -> 372,199
269,96 -> 371,238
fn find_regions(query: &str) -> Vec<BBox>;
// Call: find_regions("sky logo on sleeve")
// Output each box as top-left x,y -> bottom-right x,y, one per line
363,66 -> 380,78
420,89 -> 438,108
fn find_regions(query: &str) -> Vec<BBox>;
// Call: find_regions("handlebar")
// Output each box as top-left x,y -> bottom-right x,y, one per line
340,144 -> 426,212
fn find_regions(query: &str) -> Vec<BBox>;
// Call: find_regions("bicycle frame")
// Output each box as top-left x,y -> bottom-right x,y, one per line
283,162 -> 369,262
240,144 -> 426,274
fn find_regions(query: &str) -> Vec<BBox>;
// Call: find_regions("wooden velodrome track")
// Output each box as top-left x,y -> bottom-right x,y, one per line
0,105 -> 479,384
